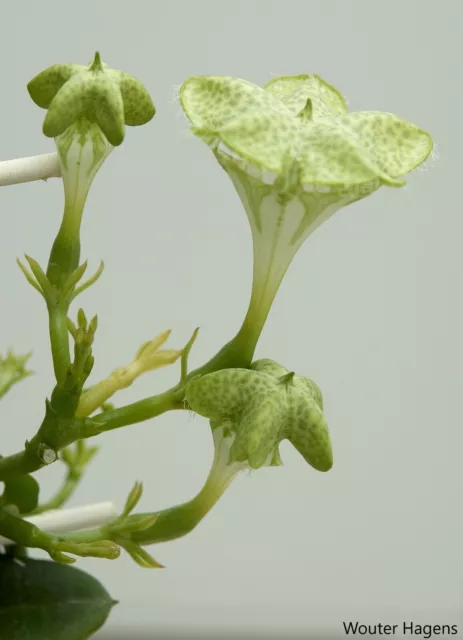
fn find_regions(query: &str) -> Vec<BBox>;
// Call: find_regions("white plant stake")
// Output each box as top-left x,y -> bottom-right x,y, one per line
0,153 -> 61,187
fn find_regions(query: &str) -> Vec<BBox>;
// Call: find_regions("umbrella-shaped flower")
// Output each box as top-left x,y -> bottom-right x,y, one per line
180,74 -> 433,363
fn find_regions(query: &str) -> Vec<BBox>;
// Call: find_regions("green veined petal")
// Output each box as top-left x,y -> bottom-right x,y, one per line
27,63 -> 83,109
298,120 -> 404,187
43,74 -> 90,137
115,71 -> 156,126
229,393 -> 286,469
186,368 -> 274,420
264,74 -> 348,118
180,75 -> 292,135
288,397 -> 333,472
344,111 -> 433,178
93,80 -> 125,146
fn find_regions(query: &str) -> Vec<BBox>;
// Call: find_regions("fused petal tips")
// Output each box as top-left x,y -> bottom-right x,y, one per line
185,358 -> 333,472
27,52 -> 156,146
180,73 -> 432,191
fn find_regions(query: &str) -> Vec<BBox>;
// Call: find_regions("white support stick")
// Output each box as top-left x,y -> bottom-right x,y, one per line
0,153 -> 61,187
0,501 -> 117,546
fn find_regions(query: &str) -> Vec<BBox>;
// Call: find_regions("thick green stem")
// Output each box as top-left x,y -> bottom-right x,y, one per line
92,387 -> 185,431
131,427 -> 242,546
61,439 -> 240,547
0,508 -> 50,549
46,204 -> 82,290
0,450 -> 41,480
56,488 -> 216,545
228,289 -> 273,366
131,478 -> 224,545
45,199 -> 84,383
48,305 -> 72,384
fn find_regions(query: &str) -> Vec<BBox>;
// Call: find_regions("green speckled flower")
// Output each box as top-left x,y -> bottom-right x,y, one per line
186,358 -> 332,472
27,53 -> 156,287
180,74 -> 433,361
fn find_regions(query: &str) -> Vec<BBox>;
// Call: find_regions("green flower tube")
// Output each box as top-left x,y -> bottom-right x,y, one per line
180,74 -> 433,364
46,120 -> 113,287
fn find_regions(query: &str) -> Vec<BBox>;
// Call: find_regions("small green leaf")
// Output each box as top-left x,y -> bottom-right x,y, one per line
0,351 -> 33,400
3,475 -> 39,514
27,63 -> 81,109
0,556 -> 116,639
121,481 -> 143,518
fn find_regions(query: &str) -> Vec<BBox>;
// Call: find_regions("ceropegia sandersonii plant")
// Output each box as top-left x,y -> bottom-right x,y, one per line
0,56 -> 433,637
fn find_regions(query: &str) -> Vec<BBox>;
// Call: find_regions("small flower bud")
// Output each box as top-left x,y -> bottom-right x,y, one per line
27,53 -> 156,288
28,52 -> 155,146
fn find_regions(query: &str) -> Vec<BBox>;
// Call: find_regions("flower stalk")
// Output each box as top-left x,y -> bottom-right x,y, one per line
46,120 -> 113,289
118,425 -> 247,546
19,51 -> 157,386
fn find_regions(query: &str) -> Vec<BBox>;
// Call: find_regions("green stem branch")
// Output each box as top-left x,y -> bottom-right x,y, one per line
31,471 -> 81,515
46,203 -> 82,288
48,305 -> 72,384
0,327 -> 258,482
60,446 -> 240,547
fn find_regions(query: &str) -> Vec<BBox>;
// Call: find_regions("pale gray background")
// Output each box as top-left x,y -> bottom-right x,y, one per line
0,0 -> 462,637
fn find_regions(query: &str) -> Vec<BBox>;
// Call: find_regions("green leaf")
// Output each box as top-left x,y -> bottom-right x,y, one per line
0,351 -> 33,400
3,475 -> 39,514
0,556 -> 116,639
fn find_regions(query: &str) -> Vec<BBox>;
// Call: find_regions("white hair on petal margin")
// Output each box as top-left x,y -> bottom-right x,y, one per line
169,82 -> 182,104
169,82 -> 189,125
415,139 -> 439,173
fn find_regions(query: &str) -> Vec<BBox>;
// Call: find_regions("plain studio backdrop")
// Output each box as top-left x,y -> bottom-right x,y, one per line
0,1 -> 462,638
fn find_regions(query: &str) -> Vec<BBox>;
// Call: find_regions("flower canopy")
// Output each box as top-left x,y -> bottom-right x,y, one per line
180,73 -> 432,191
